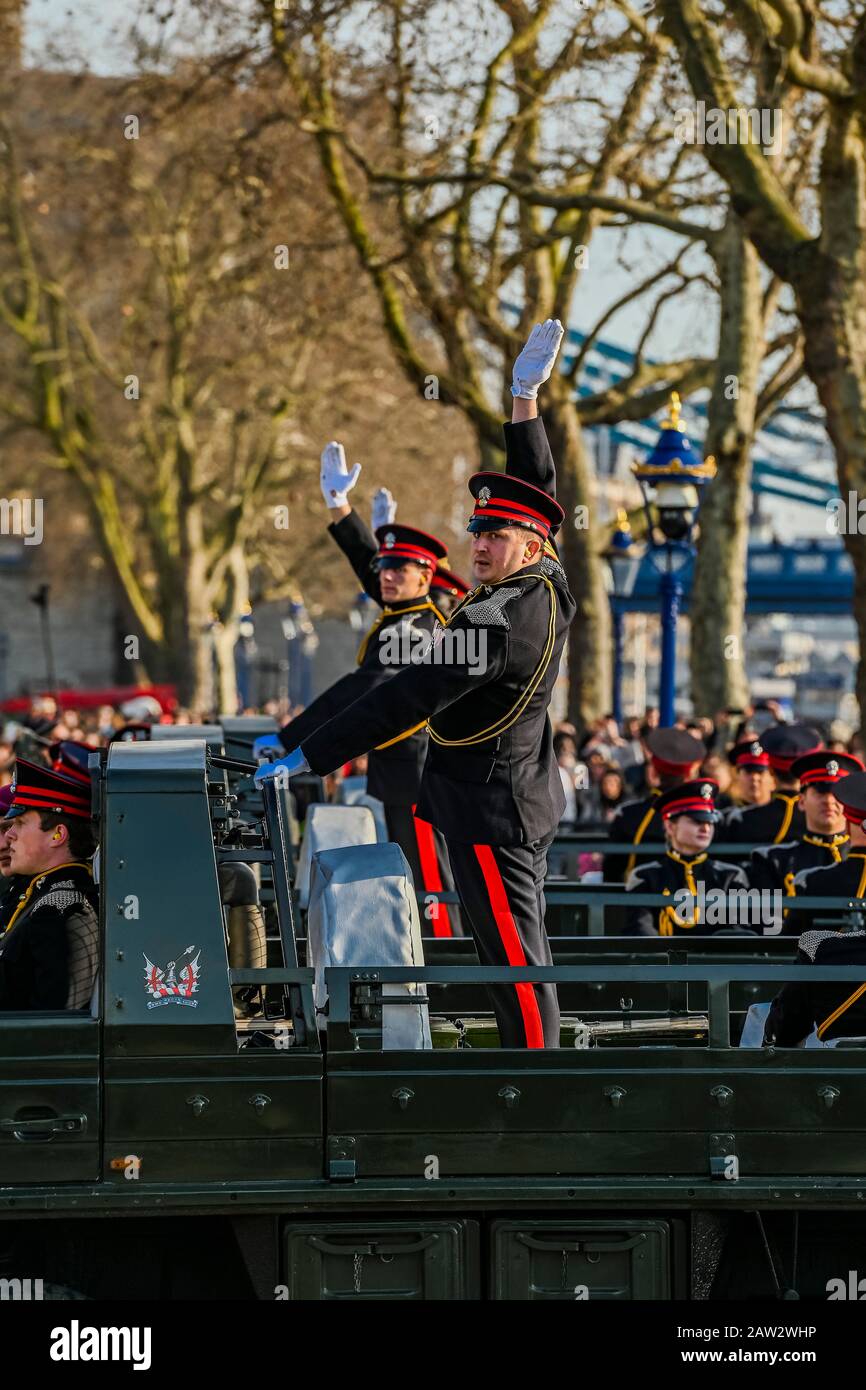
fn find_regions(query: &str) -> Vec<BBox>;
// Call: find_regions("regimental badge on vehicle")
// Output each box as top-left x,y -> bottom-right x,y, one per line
477,486 -> 491,507
143,945 -> 201,1009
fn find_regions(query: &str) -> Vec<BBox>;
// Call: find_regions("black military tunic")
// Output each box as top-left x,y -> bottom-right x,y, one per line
603,791 -> 664,883
300,414 -> 576,1048
764,929 -> 866,1045
0,862 -> 98,1011
278,509 -> 445,807
749,831 -> 848,896
624,852 -> 750,937
784,851 -> 866,933
0,874 -> 28,932
718,791 -> 804,846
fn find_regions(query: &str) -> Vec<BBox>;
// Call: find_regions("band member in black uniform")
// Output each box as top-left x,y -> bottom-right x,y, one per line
720,724 -> 821,845
0,785 -> 28,931
603,728 -> 705,883
624,780 -> 749,937
787,769 -> 866,932
718,739 -> 774,840
255,443 -> 462,937
748,751 -> 863,930
0,760 -> 98,1011
257,319 -> 575,1049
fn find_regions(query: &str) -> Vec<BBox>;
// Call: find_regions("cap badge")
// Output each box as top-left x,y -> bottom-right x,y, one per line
827,759 -> 839,777
384,531 -> 396,548
750,742 -> 763,756
477,486 -> 491,507
701,784 -> 712,799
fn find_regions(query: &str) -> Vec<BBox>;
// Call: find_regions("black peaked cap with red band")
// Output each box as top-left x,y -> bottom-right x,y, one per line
51,740 -> 92,787
790,749 -> 864,790
7,756 -> 92,820
467,472 -> 565,540
657,778 -> 720,823
374,523 -> 448,570
730,738 -> 771,771
646,727 -> 705,776
835,771 -> 866,826
431,565 -> 470,599
758,723 -> 823,773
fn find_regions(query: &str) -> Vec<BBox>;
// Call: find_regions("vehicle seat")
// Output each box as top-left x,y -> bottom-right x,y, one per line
296,804 -> 377,909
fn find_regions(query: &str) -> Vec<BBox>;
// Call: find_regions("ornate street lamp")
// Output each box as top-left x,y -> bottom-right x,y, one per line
632,392 -> 715,726
602,510 -> 641,726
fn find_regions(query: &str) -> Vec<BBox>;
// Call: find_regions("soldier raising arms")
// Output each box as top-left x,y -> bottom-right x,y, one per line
258,320 -> 576,1049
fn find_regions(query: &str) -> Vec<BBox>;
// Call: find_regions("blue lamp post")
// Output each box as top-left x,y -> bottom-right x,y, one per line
632,392 -> 715,727
602,510 -> 641,726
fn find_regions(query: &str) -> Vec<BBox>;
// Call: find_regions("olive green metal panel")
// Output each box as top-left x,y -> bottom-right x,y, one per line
0,1016 -> 100,1186
281,1220 -> 480,1299
490,1219 -> 670,1299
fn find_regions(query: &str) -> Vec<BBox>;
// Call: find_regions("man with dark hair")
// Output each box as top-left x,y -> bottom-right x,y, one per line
0,759 -> 98,1011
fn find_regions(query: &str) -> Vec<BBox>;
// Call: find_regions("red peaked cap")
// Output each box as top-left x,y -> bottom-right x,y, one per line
374,523 -> 448,570
730,738 -> 771,771
759,723 -> 824,774
656,778 -> 720,822
431,565 -> 470,598
50,740 -> 92,787
646,727 -> 705,777
467,472 -> 564,540
7,756 -> 91,820
790,750 -> 865,789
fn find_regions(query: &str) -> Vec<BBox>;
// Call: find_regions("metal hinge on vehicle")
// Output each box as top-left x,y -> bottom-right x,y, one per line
708,1132 -> 739,1180
327,1136 -> 357,1180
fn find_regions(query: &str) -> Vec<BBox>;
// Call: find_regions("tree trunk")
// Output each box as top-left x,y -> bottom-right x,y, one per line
543,391 -> 610,731
689,215 -> 760,714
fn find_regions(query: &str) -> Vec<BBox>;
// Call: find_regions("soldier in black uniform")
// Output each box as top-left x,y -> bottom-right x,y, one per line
748,750 -> 863,932
720,724 -> 820,845
603,728 -> 705,883
257,319 -> 575,1048
257,443 -> 462,937
624,780 -> 749,937
431,564 -> 471,621
0,759 -> 98,1011
717,739 -> 774,841
786,769 -> 866,933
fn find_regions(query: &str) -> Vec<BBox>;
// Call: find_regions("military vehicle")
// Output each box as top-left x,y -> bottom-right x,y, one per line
2,724 -> 865,1301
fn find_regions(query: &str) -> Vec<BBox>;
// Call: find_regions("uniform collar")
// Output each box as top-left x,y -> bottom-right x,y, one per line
666,849 -> 708,869
803,831 -> 849,848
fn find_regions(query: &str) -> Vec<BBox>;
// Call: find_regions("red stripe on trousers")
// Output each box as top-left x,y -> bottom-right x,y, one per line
411,804 -> 453,938
473,843 -> 544,1049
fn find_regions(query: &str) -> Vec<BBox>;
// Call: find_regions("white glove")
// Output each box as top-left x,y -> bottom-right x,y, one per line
320,440 -> 361,509
254,745 -> 310,787
511,318 -> 565,399
371,487 -> 397,531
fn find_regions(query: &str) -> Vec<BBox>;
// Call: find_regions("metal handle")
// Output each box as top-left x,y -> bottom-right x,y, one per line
818,1085 -> 840,1110
0,1113 -> 86,1141
307,1234 -> 438,1257
248,1093 -> 271,1114
392,1087 -> 414,1110
603,1085 -> 627,1108
711,1085 -> 734,1108
498,1085 -> 521,1110
187,1094 -> 210,1117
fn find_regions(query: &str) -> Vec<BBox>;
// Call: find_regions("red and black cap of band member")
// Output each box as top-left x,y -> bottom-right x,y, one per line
6,757 -> 92,820
835,771 -> 866,826
373,523 -> 448,571
790,749 -> 865,790
431,565 -> 471,599
50,740 -> 92,787
759,723 -> 824,774
730,738 -> 771,771
467,472 -> 565,540
646,727 -> 705,776
657,779 -> 720,823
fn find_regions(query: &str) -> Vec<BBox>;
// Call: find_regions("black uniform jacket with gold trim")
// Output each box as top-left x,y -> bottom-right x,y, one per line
784,851 -> 866,934
717,792 -> 805,846
764,928 -> 866,1046
603,791 -> 665,883
624,852 -> 750,937
301,415 -> 577,845
277,509 -> 444,807
0,862 -> 98,1012
748,831 -> 849,910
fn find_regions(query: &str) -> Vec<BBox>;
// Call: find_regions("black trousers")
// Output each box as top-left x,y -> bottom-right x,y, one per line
384,803 -> 464,938
445,832 -> 559,1048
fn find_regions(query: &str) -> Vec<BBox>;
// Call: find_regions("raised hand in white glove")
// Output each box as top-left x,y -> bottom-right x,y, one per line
254,745 -> 310,788
320,440 -> 362,509
371,487 -> 397,531
511,318 -> 565,399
